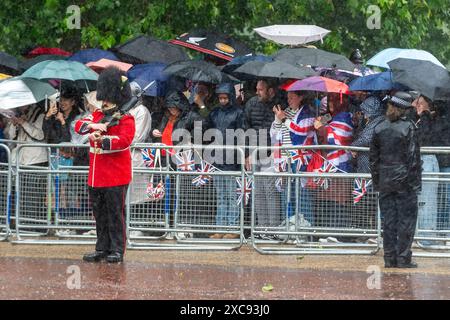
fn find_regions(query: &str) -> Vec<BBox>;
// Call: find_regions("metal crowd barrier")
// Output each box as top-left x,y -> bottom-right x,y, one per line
127,144 -> 246,251
249,145 -> 381,255
2,140 -> 449,258
0,144 -> 12,241
412,147 -> 450,258
11,143 -> 95,245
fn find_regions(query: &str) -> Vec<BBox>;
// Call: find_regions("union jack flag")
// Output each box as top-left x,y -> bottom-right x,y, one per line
146,180 -> 165,201
174,150 -> 195,171
289,149 -> 310,172
353,178 -> 372,204
192,160 -> 216,187
141,148 -> 156,168
236,176 -> 253,206
313,161 -> 338,190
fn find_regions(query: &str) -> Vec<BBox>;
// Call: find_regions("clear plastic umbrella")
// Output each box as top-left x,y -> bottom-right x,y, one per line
254,25 -> 330,45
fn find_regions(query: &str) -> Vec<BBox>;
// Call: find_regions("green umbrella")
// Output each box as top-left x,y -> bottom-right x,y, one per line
21,60 -> 98,81
0,77 -> 57,109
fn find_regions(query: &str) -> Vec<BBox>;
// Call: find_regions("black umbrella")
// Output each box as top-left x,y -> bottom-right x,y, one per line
272,48 -> 355,71
20,54 -> 67,72
0,52 -> 20,75
435,82 -> 450,101
113,35 -> 188,64
163,60 -> 235,84
169,30 -> 253,62
232,60 -> 316,80
222,54 -> 273,74
388,58 -> 450,100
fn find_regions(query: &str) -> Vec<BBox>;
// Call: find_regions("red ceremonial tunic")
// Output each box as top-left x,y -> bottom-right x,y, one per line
74,110 -> 135,188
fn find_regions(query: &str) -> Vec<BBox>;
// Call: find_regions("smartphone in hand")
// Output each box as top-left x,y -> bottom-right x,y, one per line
320,113 -> 332,125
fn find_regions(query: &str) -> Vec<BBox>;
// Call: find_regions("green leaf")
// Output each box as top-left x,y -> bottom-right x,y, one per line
262,284 -> 273,292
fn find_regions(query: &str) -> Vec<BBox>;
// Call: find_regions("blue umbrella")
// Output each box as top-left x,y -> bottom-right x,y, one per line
127,63 -> 169,97
349,71 -> 407,91
222,54 -> 273,74
367,48 -> 445,69
68,49 -> 119,64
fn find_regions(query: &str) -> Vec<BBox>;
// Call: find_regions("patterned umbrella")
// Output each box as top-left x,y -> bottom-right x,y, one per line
170,30 -> 253,62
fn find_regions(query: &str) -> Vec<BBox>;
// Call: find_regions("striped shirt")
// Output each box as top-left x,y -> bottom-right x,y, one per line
271,107 -> 298,156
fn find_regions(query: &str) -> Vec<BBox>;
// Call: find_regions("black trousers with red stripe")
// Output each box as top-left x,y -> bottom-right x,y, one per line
89,185 -> 128,255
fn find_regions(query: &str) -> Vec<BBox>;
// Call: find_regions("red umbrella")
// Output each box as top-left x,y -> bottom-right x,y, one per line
285,76 -> 350,103
26,47 -> 72,58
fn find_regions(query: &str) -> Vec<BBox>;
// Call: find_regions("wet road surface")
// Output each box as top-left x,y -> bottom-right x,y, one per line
0,243 -> 449,299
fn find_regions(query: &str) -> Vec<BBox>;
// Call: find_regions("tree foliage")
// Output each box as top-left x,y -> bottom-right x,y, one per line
0,0 -> 449,66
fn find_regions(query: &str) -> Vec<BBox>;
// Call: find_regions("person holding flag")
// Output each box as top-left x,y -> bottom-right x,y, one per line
311,92 -> 354,230
272,90 -> 317,227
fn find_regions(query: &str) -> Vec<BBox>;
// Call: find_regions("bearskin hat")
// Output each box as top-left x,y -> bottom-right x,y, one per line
96,66 -> 132,107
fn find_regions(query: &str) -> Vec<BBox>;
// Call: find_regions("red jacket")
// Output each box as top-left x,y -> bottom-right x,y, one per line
75,110 -> 135,188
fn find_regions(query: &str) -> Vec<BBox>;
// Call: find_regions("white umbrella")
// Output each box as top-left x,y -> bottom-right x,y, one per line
367,48 -> 446,69
0,77 -> 57,110
254,25 -> 331,45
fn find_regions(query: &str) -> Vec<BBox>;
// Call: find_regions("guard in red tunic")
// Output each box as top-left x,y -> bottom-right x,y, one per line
75,67 -> 135,263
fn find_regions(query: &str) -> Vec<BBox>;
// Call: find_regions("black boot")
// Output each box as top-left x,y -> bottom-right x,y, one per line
83,251 -> 108,262
396,260 -> 418,268
106,252 -> 123,263
384,257 -> 397,268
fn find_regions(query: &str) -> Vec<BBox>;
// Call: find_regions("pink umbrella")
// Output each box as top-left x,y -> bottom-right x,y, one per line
86,58 -> 133,73
285,76 -> 350,94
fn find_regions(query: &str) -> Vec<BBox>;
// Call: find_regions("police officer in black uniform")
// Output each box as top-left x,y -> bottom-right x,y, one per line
370,92 -> 422,268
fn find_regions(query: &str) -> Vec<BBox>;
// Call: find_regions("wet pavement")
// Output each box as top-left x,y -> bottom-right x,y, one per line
0,243 -> 449,299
